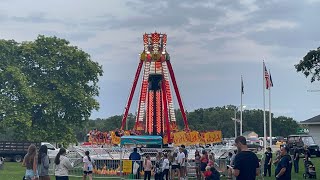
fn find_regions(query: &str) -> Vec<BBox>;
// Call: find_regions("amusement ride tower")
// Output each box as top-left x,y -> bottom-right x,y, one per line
121,32 -> 189,143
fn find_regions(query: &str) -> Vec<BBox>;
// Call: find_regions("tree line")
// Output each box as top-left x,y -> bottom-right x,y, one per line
79,105 -> 300,142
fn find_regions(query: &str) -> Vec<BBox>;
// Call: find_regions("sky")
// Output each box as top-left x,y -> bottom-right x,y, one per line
1,0 -> 320,122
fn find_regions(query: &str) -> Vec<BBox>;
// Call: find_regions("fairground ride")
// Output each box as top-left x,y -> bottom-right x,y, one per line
121,32 -> 189,143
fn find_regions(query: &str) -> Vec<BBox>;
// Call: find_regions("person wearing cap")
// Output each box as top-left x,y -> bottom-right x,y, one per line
275,146 -> 292,180
232,136 -> 259,180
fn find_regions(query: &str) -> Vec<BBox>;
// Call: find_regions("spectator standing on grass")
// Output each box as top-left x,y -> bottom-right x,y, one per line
181,145 -> 188,177
177,147 -> 186,179
264,147 -> 272,177
275,146 -> 292,180
54,148 -> 73,180
23,144 -> 39,180
171,152 -> 180,180
162,153 -> 170,180
232,136 -> 259,180
83,151 -> 94,180
37,145 -> 50,180
195,150 -> 201,180
293,147 -> 300,173
200,150 -> 208,179
143,155 -> 152,180
129,148 -> 141,179
154,153 -> 163,180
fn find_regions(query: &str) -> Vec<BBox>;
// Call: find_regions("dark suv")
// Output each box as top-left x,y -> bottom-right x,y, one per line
286,135 -> 320,157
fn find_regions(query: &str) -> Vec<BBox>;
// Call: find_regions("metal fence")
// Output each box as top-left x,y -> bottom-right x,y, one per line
49,147 -> 174,179
48,147 -> 265,179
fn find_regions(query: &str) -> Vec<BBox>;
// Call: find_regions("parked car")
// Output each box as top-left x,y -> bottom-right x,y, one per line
285,135 -> 320,157
246,139 -> 262,152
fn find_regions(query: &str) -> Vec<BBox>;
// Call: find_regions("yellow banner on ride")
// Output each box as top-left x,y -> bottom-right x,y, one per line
173,131 -> 187,146
185,131 -> 200,145
204,131 -> 222,144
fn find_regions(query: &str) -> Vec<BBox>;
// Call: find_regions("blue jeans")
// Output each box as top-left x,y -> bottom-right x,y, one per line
294,160 -> 299,173
25,169 -> 38,180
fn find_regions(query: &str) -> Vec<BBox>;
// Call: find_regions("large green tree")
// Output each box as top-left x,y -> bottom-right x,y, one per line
295,47 -> 320,82
0,35 -> 103,144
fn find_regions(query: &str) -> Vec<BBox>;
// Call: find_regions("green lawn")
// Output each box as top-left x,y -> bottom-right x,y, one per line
1,158 -> 319,180
0,162 -> 109,180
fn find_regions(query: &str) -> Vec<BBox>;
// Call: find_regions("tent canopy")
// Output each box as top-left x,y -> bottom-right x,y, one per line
120,135 -> 163,145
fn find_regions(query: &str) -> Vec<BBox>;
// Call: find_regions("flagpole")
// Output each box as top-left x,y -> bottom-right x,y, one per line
240,76 -> 243,136
269,71 -> 272,148
263,62 -> 267,152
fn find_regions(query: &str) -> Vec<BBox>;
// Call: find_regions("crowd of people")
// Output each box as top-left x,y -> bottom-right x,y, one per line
21,135 -> 315,180
22,144 -> 94,180
225,136 -> 316,180
88,128 -> 141,145
128,144 -> 220,180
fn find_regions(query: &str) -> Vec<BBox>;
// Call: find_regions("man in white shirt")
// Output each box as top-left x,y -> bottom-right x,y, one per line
177,148 -> 186,179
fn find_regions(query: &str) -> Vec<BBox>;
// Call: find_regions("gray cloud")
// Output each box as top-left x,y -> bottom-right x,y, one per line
1,0 -> 319,121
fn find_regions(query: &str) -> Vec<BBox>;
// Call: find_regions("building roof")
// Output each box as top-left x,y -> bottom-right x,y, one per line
300,114 -> 320,124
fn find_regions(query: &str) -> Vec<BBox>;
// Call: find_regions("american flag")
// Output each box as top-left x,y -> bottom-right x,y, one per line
264,63 -> 271,89
269,70 -> 273,87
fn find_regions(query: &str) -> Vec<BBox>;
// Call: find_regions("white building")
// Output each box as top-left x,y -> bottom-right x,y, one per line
300,115 -> 320,146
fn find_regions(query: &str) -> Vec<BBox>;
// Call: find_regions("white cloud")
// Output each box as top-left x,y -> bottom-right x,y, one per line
254,20 -> 299,32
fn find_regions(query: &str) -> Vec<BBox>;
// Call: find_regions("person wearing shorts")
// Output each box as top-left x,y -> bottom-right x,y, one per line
171,152 -> 180,180
177,148 -> 186,179
83,151 -> 94,180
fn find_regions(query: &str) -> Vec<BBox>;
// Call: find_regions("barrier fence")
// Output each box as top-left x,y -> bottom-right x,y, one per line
48,158 -> 233,179
47,148 -> 264,179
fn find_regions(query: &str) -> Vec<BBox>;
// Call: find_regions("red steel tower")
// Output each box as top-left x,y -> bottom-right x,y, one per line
121,32 -> 189,143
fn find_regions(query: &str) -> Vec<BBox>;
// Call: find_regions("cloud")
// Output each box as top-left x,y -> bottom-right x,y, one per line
1,0 -> 319,122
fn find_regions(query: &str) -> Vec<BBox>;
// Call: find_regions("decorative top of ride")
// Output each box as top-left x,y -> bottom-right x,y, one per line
140,32 -> 169,62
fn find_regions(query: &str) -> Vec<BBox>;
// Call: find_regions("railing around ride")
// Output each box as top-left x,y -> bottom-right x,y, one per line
48,147 -> 173,179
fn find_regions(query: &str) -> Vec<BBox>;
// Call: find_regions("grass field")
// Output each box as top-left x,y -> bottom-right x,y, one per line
254,156 -> 319,180
0,157 -> 319,180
